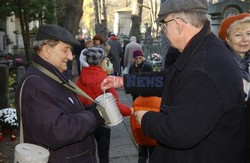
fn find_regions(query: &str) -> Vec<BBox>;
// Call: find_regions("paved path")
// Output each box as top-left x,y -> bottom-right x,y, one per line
109,88 -> 138,163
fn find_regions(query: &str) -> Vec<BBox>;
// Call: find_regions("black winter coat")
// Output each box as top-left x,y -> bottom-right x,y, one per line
124,21 -> 246,163
128,61 -> 153,74
15,54 -> 97,163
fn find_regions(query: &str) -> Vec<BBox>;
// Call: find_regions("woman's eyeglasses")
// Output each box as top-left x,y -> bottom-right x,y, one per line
135,57 -> 143,60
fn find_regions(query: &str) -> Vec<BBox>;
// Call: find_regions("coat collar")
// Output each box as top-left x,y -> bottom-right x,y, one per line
174,20 -> 211,71
33,54 -> 70,83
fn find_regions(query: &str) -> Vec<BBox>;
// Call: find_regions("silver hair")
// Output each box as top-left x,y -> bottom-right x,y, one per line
171,11 -> 208,28
33,40 -> 60,52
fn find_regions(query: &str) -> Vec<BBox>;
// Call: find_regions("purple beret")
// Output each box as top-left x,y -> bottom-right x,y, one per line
133,50 -> 144,58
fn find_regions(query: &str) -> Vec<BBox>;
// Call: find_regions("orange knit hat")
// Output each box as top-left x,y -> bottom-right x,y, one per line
218,13 -> 250,42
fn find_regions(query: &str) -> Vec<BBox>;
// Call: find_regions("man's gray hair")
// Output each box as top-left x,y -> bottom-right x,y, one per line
172,11 -> 208,28
33,40 -> 60,52
130,36 -> 136,42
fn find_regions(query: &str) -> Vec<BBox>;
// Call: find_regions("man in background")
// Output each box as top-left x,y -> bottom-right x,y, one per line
123,36 -> 142,73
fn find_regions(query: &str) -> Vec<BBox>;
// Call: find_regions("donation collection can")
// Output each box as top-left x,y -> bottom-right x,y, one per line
95,92 -> 123,127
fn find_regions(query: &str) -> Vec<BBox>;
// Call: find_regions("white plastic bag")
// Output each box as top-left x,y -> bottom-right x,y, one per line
122,67 -> 129,75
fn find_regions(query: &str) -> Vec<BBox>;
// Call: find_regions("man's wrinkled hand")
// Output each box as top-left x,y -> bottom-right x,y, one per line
100,76 -> 124,91
133,110 -> 148,125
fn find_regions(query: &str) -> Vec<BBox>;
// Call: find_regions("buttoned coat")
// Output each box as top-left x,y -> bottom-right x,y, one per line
124,21 -> 246,163
15,54 -> 97,163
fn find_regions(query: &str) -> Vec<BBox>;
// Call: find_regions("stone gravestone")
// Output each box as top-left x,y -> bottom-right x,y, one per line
17,66 -> 25,83
208,0 -> 250,35
0,65 -> 9,109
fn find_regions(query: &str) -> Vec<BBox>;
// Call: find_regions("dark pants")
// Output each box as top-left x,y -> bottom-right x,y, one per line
138,145 -> 155,163
113,72 -> 121,76
246,100 -> 250,162
94,126 -> 111,163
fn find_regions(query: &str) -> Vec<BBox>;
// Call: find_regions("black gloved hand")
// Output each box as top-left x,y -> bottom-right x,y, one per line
87,103 -> 105,129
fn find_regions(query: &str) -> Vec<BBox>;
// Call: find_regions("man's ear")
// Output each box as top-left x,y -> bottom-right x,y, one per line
176,19 -> 184,35
41,44 -> 50,59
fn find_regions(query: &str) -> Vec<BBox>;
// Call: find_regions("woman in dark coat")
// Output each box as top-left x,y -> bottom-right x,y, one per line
218,13 -> 250,162
129,50 -> 153,100
128,49 -> 153,163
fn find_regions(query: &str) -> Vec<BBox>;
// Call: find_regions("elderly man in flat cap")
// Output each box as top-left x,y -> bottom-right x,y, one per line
101,0 -> 246,162
15,24 -> 104,162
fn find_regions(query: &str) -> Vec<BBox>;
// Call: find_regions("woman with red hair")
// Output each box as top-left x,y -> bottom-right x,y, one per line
218,13 -> 250,161
93,34 -> 110,55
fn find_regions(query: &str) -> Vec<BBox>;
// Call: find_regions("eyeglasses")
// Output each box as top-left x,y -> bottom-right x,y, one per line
135,57 -> 143,60
160,18 -> 175,30
160,17 -> 187,30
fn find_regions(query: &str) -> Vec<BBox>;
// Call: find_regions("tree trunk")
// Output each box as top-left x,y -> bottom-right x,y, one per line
0,65 -> 9,108
63,0 -> 84,35
149,0 -> 160,37
17,0 -> 31,65
129,0 -> 143,42
93,0 -> 101,34
101,0 -> 108,39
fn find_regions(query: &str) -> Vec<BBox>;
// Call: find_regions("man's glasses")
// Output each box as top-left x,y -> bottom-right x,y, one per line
160,18 -> 175,30
160,17 -> 187,30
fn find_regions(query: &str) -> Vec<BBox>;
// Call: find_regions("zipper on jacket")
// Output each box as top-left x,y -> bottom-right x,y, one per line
65,149 -> 93,160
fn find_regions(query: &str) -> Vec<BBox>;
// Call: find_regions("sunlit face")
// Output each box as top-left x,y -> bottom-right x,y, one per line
94,39 -> 101,46
226,22 -> 250,57
46,42 -> 73,72
162,16 -> 179,49
100,57 -> 113,74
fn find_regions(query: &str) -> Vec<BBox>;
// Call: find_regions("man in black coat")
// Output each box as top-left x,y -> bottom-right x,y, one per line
72,36 -> 86,76
101,0 -> 246,162
15,24 -> 104,163
164,46 -> 181,70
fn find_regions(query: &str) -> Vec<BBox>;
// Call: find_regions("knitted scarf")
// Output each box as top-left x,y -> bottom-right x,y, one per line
226,44 -> 250,82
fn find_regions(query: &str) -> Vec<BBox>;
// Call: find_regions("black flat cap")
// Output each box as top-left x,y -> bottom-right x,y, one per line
35,24 -> 80,46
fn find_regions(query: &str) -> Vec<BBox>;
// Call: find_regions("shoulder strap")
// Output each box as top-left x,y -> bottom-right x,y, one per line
19,75 -> 40,143
32,62 -> 97,104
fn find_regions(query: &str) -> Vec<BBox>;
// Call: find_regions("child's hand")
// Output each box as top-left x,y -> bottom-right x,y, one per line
130,107 -> 134,115
101,76 -> 124,91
